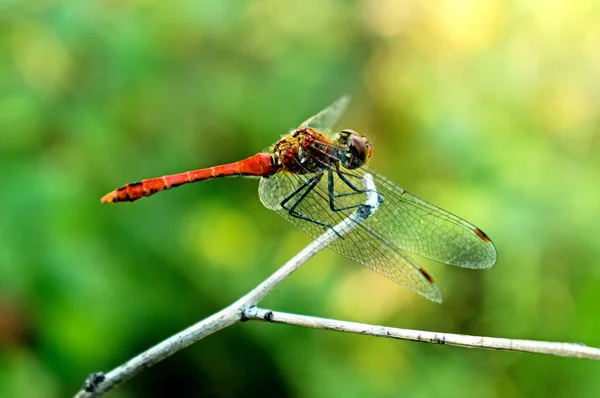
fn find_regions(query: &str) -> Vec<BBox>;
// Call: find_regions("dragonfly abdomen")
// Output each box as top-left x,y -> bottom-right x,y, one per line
101,153 -> 276,203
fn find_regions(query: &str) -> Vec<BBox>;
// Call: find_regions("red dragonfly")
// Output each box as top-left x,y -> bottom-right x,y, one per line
102,97 -> 497,302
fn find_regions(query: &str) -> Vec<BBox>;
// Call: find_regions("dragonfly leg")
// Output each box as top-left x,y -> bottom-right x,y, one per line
280,174 -> 322,211
336,170 -> 364,192
281,174 -> 342,236
326,169 -> 378,213
335,169 -> 383,204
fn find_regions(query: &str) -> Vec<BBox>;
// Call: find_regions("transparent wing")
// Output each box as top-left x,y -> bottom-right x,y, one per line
356,163 -> 497,268
258,141 -> 497,302
259,169 -> 443,302
298,96 -> 350,134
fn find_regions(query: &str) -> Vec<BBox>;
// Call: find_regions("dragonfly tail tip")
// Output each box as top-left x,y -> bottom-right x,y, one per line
101,192 -> 116,203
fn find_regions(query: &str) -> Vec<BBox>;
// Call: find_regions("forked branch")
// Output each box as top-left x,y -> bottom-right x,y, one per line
245,308 -> 600,360
75,174 -> 600,397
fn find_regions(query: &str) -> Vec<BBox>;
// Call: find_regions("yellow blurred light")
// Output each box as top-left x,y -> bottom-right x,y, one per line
423,0 -> 504,55
10,20 -> 72,94
183,204 -> 260,271
363,0 -> 417,37
330,267 -> 422,323
534,79 -> 593,137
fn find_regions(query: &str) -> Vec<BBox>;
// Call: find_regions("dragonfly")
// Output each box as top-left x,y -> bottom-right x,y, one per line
101,97 -> 497,302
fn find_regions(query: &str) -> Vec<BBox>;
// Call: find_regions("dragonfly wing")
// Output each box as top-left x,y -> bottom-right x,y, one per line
298,137 -> 497,268
347,164 -> 497,269
299,96 -> 351,133
259,170 -> 442,302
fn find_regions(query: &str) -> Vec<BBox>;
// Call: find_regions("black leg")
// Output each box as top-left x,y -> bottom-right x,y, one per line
280,174 -> 337,232
281,174 -> 321,209
327,169 -> 378,212
336,169 -> 364,193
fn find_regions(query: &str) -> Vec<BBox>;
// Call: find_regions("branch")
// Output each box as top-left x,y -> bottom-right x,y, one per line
245,307 -> 600,360
75,174 -> 381,397
75,172 -> 600,397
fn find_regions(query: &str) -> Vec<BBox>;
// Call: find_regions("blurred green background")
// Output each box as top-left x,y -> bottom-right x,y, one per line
1,1 -> 600,397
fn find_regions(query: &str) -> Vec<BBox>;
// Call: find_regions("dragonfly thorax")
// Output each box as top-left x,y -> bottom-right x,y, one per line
272,128 -> 339,175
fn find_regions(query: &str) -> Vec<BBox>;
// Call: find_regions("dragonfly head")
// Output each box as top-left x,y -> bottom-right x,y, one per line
339,129 -> 372,169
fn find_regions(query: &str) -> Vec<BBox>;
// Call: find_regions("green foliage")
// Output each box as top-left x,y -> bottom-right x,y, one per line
1,1 -> 599,397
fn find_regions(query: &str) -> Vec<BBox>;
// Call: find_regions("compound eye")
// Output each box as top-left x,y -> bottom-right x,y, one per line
340,130 -> 372,169
340,135 -> 367,170
350,135 -> 368,164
